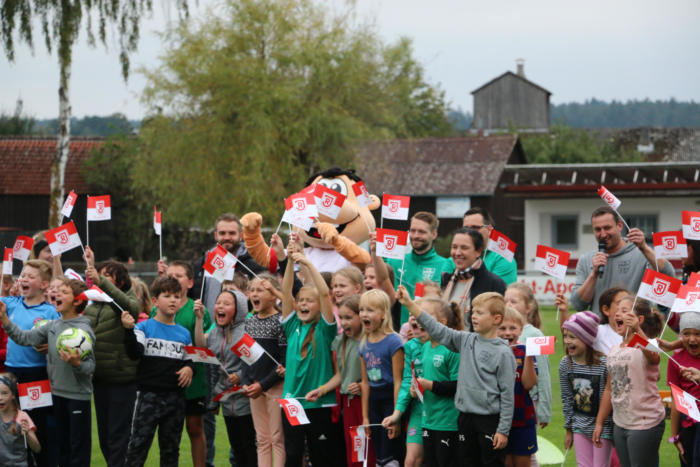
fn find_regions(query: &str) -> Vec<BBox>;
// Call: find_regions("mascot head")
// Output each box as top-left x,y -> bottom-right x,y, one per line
300,167 -> 380,249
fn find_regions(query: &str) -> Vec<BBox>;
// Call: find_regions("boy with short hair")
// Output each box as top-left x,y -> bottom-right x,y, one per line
123,275 -> 194,467
397,287 -> 516,467
1,277 -> 95,466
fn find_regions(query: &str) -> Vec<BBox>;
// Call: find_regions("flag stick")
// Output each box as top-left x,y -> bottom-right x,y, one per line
199,278 -> 206,301
86,218 -> 89,247
159,233 -> 163,262
236,259 -> 263,282
555,278 -> 561,321
24,433 -> 27,449
220,362 -> 230,377
624,295 -> 639,341
263,349 -> 281,367
613,207 -> 631,232
363,432 -> 369,467
110,300 -> 125,313
267,218 -> 285,263
59,215 -> 64,226
660,310 -> 673,339
561,447 -> 569,467
399,256 -> 406,287
380,216 -> 384,230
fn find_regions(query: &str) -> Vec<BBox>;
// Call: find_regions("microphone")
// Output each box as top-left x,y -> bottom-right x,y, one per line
597,240 -> 607,277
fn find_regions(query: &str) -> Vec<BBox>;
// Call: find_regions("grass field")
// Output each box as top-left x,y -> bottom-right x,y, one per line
86,306 -> 679,466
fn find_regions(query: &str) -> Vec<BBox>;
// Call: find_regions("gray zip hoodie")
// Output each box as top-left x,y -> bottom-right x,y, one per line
206,290 -> 251,417
3,316 -> 96,400
417,311 -> 516,436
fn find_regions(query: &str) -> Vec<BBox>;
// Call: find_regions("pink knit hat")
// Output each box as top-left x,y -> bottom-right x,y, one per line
562,311 -> 600,348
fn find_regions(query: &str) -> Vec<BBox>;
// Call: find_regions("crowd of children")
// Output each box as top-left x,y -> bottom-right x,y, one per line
1,221 -> 699,467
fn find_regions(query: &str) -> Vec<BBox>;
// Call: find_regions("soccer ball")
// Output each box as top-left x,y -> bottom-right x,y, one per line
33,319 -> 51,329
56,328 -> 93,360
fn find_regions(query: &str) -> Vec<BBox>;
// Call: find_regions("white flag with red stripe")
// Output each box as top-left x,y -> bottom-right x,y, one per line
18,380 -> 52,410
411,361 -> 424,403
77,286 -> 113,303
486,230 -> 516,263
45,221 -> 82,256
282,193 -> 317,231
526,336 -> 556,356
87,195 -> 111,221
671,383 -> 700,423
375,228 -> 408,260
278,398 -> 310,425
671,286 -> 700,314
352,181 -> 372,208
184,346 -> 222,366
203,245 -> 237,283
60,190 -> 78,218
534,245 -> 570,280
12,235 -> 34,262
231,333 -> 266,365
598,186 -> 621,210
683,211 -> 700,240
153,206 -> 162,236
313,184 -> 346,220
653,231 -> 687,259
213,385 -> 244,402
2,248 -> 13,275
637,268 -> 682,308
381,194 -> 410,220
627,333 -> 660,353
63,268 -> 84,282
349,425 -> 368,463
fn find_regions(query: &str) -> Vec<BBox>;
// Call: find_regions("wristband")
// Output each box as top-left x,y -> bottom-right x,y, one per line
669,434 -> 681,444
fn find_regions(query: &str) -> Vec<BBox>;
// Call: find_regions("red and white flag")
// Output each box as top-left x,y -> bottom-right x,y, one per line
671,383 -> 700,423
231,333 -> 266,365
2,248 -> 13,275
637,268 -> 682,308
375,228 -> 408,260
63,268 -> 84,282
689,272 -> 700,289
627,333 -> 660,353
486,230 -> 516,263
60,190 -> 78,218
381,194 -> 410,220
45,221 -> 82,256
411,361 -> 424,403
653,231 -> 687,259
153,206 -> 162,236
414,283 -> 425,299
534,245 -> 570,280
525,336 -> 556,356
352,181 -> 373,208
12,235 -> 34,262
77,286 -> 113,303
87,195 -> 112,221
203,245 -> 237,282
313,184 -> 346,220
282,192 -> 317,231
213,385 -> 244,402
184,346 -> 222,366
683,211 -> 700,240
671,286 -> 700,314
349,425 -> 368,463
597,186 -> 621,210
277,398 -> 310,425
18,380 -> 52,410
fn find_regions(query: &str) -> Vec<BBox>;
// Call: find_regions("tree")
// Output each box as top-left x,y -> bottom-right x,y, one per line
0,98 -> 36,135
1,0 -> 189,228
133,0 -> 452,227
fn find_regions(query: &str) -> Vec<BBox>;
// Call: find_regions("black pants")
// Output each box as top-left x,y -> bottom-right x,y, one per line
282,407 -> 337,467
369,385 -> 404,466
6,365 -> 58,467
53,395 -> 91,467
423,428 -> 458,467
94,381 -> 137,467
457,412 -> 506,467
125,390 -> 186,467
224,414 -> 258,467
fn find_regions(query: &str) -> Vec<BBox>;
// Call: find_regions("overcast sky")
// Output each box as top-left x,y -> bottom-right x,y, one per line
2,0 -> 698,120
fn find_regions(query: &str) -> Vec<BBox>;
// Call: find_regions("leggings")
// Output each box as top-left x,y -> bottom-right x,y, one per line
612,420 -> 665,467
573,433 -> 613,467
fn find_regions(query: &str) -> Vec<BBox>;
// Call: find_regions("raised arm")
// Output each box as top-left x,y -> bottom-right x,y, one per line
292,250 -> 333,324
281,237 -> 297,319
369,231 -> 396,303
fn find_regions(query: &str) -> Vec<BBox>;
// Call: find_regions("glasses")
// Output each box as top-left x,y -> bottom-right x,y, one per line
464,224 -> 487,230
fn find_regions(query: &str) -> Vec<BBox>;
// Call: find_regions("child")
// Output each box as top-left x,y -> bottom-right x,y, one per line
498,307 -> 538,467
121,276 -> 194,467
398,285 -> 516,467
593,295 -> 666,467
281,234 -> 339,466
1,277 -> 95,466
359,289 -> 405,466
667,312 -> 700,466
560,311 -> 613,466
332,267 -> 364,332
505,283 -> 552,430
0,372 -> 41,466
130,277 -> 152,322
242,275 -> 287,467
207,289 -> 257,466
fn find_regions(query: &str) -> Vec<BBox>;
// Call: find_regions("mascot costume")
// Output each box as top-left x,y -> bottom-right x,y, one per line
240,167 -> 380,273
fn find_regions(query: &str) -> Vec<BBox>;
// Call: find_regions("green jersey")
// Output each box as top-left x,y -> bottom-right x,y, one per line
282,313 -> 337,409
421,342 -> 460,431
484,250 -> 517,285
396,338 -> 425,414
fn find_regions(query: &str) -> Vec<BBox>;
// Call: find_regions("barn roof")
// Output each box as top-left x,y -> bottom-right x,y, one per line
354,134 -> 524,196
0,136 -> 104,195
471,71 -> 552,96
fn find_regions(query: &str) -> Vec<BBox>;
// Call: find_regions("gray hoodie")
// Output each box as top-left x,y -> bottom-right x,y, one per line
206,290 -> 251,417
417,311 -> 516,436
571,242 -> 676,315
4,316 -> 96,400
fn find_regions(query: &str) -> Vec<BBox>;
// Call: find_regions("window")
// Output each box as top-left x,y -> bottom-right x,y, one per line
436,197 -> 470,219
623,214 -> 657,244
552,215 -> 578,250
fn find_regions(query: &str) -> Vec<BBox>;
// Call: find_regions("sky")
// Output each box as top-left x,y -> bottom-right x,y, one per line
1,0 -> 699,120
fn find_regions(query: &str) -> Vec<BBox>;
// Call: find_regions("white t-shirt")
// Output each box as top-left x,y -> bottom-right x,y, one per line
593,323 -> 623,355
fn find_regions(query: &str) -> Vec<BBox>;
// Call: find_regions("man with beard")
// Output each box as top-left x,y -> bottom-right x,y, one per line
462,207 -> 517,285
384,211 -> 453,327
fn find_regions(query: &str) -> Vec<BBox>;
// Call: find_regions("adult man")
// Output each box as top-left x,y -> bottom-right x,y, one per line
462,207 -> 517,284
571,206 -> 675,316
384,211 -> 453,326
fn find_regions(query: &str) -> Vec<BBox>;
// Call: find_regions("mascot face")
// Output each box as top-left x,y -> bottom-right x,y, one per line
300,173 -> 380,249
